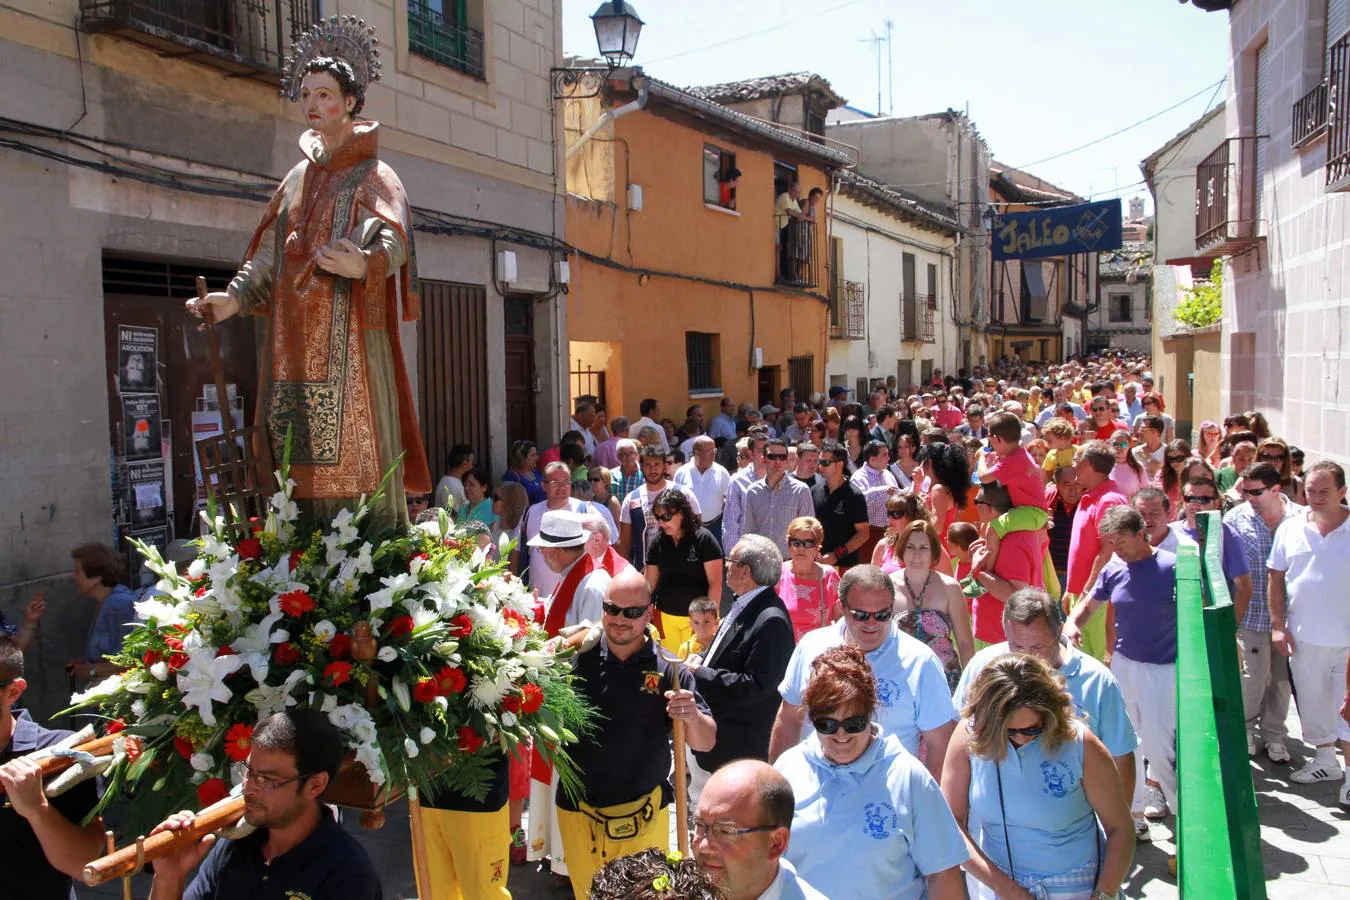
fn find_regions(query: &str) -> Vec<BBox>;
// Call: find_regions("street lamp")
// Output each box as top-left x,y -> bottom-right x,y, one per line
590,0 -> 643,69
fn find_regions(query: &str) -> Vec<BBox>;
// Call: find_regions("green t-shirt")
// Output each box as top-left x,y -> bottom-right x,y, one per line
1217,465 -> 1238,493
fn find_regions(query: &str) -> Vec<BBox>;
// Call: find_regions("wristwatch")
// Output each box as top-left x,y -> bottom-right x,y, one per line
1090,890 -> 1116,900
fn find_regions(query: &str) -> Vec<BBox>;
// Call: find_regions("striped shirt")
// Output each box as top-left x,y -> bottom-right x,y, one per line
1224,495 -> 1303,633
743,474 -> 816,554
850,464 -> 899,527
611,468 -> 642,504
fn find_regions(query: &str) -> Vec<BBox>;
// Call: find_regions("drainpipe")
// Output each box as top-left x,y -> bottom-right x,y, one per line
565,75 -> 649,162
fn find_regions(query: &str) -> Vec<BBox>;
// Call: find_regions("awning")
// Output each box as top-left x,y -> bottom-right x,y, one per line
1022,263 -> 1049,321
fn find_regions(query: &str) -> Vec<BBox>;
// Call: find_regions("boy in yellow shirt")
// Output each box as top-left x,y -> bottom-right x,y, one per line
676,597 -> 719,660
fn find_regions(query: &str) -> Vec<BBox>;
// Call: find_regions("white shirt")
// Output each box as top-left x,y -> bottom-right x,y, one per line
759,858 -> 827,900
521,499 -> 618,596
628,416 -> 670,451
546,554 -> 612,629
706,585 -> 769,663
569,418 -> 598,456
674,460 -> 732,520
1268,509 -> 1350,647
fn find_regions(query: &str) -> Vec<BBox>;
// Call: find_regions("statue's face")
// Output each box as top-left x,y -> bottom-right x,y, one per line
300,71 -> 353,131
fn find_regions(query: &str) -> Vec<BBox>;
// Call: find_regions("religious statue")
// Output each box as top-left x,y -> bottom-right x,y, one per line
187,17 -> 431,528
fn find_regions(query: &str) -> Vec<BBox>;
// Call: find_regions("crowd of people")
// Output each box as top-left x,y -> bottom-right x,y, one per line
5,351 -> 1350,900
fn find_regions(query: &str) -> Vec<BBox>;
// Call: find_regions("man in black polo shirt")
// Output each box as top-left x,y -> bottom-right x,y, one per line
0,636 -> 104,899
148,708 -> 381,900
557,568 -> 716,900
811,440 -> 869,568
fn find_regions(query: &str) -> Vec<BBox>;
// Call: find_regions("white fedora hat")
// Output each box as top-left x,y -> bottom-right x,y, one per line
526,509 -> 588,548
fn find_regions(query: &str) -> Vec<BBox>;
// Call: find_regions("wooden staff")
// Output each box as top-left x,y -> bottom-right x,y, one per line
0,733 -> 121,796
82,794 -> 246,887
672,719 -> 689,855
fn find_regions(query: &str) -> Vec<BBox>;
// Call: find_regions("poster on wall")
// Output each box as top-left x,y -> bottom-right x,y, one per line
117,325 -> 158,394
122,395 -> 162,462
126,459 -> 167,529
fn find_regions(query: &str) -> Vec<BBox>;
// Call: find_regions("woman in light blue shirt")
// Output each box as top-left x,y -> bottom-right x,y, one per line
941,653 -> 1133,900
774,645 -> 968,899
456,467 -> 498,529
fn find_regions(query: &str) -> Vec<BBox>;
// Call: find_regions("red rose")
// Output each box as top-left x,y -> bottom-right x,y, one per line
223,723 -> 253,762
521,683 -> 545,715
106,719 -> 127,734
322,661 -> 353,686
278,589 -> 315,617
197,778 -> 229,807
273,642 -> 301,666
142,650 -> 162,667
434,665 -> 467,696
167,652 -> 189,671
236,537 -> 262,560
288,550 -> 304,572
500,694 -> 521,714
457,726 -> 484,754
174,736 -> 194,759
385,616 -> 414,640
449,614 -> 474,638
412,678 -> 439,703
328,633 -> 352,660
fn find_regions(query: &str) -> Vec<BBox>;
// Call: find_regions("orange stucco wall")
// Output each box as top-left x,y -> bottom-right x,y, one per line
565,102 -> 832,418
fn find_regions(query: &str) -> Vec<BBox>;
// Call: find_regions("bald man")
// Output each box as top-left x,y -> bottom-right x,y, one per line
694,760 -> 823,900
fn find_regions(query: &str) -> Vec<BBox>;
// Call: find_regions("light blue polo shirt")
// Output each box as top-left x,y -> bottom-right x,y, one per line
953,642 -> 1138,758
779,622 -> 957,755
774,728 -> 969,899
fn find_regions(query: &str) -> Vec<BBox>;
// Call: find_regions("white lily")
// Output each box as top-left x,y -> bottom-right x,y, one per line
354,742 -> 385,786
330,508 -> 360,546
245,669 -> 311,718
150,661 -> 170,682
229,611 -> 287,683
391,677 -> 411,712
403,737 -> 420,759
70,673 -> 125,705
312,620 -> 336,643
189,752 -> 215,773
419,727 -> 436,745
175,649 -> 243,727
135,596 -> 187,628
367,571 -> 419,613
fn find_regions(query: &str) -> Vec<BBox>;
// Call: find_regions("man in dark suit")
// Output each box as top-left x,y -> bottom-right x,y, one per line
684,534 -> 795,805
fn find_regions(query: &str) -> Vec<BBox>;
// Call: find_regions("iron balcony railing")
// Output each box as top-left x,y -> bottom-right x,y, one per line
828,280 -> 866,340
776,219 -> 820,288
1329,33 -> 1350,189
408,0 -> 485,80
1293,81 -> 1329,149
901,296 -> 936,343
79,0 -> 316,80
1195,136 -> 1262,250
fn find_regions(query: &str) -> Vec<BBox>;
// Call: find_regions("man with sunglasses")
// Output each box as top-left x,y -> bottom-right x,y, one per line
1087,395 -> 1128,441
149,709 -> 380,900
1158,479 -> 1251,618
810,441 -> 869,569
769,566 -> 956,779
558,570 -> 716,899
1224,462 -> 1300,763
744,439 -> 814,556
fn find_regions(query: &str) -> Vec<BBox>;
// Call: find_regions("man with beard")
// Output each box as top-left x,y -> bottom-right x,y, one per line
147,709 -> 381,899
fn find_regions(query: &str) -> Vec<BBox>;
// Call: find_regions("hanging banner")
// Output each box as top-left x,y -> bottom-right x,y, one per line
117,325 -> 158,394
122,395 -> 162,462
992,198 -> 1123,261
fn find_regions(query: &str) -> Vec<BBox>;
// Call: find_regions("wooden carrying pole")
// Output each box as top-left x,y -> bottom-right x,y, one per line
0,734 -> 120,795
672,719 -> 689,855
82,795 -> 246,886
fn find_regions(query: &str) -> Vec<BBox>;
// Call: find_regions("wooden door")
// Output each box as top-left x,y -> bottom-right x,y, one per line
503,295 -> 536,449
417,281 -> 490,478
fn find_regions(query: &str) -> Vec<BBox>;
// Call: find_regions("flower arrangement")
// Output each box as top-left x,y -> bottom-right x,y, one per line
67,451 -> 591,838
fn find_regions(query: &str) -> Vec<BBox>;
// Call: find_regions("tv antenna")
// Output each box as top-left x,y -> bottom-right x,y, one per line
860,18 -> 894,116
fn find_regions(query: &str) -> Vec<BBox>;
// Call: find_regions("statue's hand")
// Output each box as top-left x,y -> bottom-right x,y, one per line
315,238 -> 369,279
186,291 -> 240,326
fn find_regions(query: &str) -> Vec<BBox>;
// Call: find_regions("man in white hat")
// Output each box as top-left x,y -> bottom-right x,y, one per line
525,508 -> 614,879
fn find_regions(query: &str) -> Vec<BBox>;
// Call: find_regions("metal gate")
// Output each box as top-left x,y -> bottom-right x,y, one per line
787,353 -> 814,402
570,360 -> 607,409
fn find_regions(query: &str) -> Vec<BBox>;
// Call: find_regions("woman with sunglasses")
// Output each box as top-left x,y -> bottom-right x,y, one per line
588,464 -> 622,524
1255,437 -> 1306,505
1159,439 -> 1192,513
1133,392 -> 1174,443
776,516 -> 841,643
644,488 -> 723,654
891,520 -> 974,691
774,645 -> 968,899
941,654 -> 1133,900
1106,429 -> 1144,499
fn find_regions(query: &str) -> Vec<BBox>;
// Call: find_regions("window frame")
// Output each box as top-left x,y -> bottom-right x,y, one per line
686,331 -> 721,395
1108,293 -> 1133,323
702,144 -> 739,211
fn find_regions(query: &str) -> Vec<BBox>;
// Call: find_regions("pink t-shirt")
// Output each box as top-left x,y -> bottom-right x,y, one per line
1109,463 -> 1143,498
973,529 -> 1043,643
935,406 -> 964,431
1066,478 -> 1128,596
876,541 -> 902,575
988,447 -> 1048,510
776,562 -> 841,643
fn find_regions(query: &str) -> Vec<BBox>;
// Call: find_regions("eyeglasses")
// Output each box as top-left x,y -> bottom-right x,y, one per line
812,715 -> 870,735
233,763 -> 308,792
543,479 -> 569,487
1006,724 -> 1044,739
1112,441 -> 1130,449
1091,404 -> 1109,412
588,477 -> 606,484
842,604 -> 893,622
690,818 -> 780,843
787,538 -> 818,549
724,556 -> 747,567
1166,455 -> 1187,463
1241,486 -> 1269,498
653,511 -> 676,522
1259,453 -> 1286,463
1183,494 -> 1218,505
765,453 -> 789,461
601,602 -> 650,619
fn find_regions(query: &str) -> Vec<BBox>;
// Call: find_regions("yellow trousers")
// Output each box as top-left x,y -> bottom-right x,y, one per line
557,788 -> 669,900
1065,592 -> 1109,662
658,613 -> 692,657
409,796 -> 512,899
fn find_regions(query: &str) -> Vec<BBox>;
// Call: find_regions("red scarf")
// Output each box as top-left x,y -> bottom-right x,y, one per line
543,553 -> 597,637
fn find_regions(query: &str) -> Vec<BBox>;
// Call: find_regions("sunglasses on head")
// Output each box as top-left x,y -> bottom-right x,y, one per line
787,538 -> 818,549
813,715 -> 869,735
1007,724 -> 1044,738
843,605 -> 893,623
602,601 -> 649,619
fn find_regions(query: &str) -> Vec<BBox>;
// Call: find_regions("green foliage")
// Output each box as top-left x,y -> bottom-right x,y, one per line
1174,259 -> 1223,329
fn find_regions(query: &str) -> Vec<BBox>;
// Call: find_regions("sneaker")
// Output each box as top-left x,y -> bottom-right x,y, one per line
1134,815 -> 1153,842
1265,742 -> 1291,764
1340,781 -> 1350,809
1290,759 -> 1343,784
1247,731 -> 1258,756
1142,785 -> 1169,820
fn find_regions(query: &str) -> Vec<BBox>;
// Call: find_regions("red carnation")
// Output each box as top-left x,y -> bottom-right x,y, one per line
223,723 -> 254,762
197,778 -> 229,807
106,719 -> 127,734
412,677 -> 439,703
167,652 -> 189,671
500,694 -> 521,714
164,632 -> 185,652
174,736 -> 195,759
322,661 -> 353,686
449,614 -> 474,638
385,616 -> 414,640
214,646 -> 235,658
328,633 -> 352,660
502,608 -> 530,639
142,650 -> 162,667
194,585 -> 208,598
434,665 -> 467,696
521,683 -> 545,715
236,537 -> 262,561
288,550 -> 304,572
273,642 -> 301,666
457,726 -> 484,754
279,589 -> 315,617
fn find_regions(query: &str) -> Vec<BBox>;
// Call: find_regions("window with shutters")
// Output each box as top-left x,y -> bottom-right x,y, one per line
686,332 -> 720,393
1108,294 -> 1132,323
1253,41 -> 1269,228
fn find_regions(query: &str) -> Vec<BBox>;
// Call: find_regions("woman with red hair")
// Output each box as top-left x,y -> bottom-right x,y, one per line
1133,392 -> 1174,442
